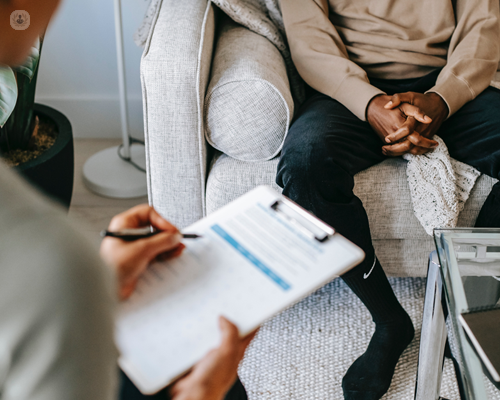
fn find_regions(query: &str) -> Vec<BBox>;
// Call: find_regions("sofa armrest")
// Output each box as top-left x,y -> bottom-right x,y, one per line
141,0 -> 216,228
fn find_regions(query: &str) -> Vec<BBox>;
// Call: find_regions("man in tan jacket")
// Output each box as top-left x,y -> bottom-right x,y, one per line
276,1 -> 500,399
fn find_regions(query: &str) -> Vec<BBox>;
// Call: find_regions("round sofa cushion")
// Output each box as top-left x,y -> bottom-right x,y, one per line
204,18 -> 293,162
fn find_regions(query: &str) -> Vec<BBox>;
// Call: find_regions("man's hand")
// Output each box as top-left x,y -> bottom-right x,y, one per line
382,92 -> 448,156
367,94 -> 437,156
100,204 -> 185,300
169,317 -> 258,400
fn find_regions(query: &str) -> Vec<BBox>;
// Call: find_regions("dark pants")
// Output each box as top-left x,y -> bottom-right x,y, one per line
276,70 -> 500,271
119,371 -> 248,400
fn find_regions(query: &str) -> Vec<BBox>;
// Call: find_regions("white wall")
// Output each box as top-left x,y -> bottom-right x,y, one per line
35,0 -> 149,139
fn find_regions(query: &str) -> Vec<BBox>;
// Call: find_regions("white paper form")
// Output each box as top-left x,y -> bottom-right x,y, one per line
116,186 -> 365,394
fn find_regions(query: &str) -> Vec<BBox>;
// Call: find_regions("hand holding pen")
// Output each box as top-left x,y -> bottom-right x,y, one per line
101,227 -> 201,241
100,204 -> 195,300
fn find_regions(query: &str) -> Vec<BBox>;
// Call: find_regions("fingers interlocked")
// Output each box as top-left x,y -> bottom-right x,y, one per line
382,93 -> 438,156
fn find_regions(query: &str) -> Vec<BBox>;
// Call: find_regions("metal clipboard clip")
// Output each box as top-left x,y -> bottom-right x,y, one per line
270,198 -> 335,243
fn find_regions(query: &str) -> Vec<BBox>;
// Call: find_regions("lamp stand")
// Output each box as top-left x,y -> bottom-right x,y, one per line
82,0 -> 147,199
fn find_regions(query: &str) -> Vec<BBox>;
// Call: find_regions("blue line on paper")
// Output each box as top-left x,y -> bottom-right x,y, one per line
211,224 -> 291,291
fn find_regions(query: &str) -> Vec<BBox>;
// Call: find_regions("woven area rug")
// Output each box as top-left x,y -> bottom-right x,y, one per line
239,277 -> 500,399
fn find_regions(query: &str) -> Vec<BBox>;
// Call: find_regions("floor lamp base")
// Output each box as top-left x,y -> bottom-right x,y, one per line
83,144 -> 147,199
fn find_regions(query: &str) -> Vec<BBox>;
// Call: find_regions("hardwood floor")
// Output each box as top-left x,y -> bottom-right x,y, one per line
69,139 -> 149,247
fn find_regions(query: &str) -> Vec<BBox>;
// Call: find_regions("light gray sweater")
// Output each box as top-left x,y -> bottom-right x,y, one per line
0,162 -> 117,400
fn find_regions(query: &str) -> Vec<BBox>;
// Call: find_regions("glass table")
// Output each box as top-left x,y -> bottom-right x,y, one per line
415,228 -> 500,400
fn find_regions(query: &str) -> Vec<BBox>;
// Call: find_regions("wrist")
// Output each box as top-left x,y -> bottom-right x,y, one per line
425,92 -> 449,119
366,94 -> 386,122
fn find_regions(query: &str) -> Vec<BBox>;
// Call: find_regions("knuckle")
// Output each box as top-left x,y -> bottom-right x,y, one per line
109,215 -> 120,226
162,233 -> 176,246
219,343 -> 238,359
109,215 -> 125,230
404,104 -> 418,114
412,136 -> 423,146
134,203 -> 150,212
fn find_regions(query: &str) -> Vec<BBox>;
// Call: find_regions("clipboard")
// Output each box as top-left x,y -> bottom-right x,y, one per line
116,186 -> 365,394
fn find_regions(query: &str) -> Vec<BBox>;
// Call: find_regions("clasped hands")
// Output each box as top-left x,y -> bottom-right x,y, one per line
366,92 -> 449,156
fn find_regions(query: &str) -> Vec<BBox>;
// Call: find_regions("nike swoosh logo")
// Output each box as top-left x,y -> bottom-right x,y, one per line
363,257 -> 377,279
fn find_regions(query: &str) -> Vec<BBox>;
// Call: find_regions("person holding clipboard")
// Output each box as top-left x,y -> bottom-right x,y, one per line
0,1 -> 254,399
101,205 -> 257,400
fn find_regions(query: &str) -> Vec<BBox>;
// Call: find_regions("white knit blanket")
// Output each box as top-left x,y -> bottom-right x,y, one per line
136,0 -> 499,235
403,137 -> 480,235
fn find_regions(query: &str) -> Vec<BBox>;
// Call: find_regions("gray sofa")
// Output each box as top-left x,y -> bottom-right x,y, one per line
141,0 -> 497,277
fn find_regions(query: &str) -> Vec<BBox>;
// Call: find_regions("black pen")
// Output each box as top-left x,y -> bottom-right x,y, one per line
101,227 -> 202,241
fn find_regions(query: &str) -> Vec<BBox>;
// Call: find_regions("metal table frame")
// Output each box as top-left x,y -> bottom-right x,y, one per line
416,248 -> 498,400
415,251 -> 450,400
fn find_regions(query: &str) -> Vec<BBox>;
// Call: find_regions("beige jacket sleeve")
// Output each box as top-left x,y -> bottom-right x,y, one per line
427,0 -> 500,117
280,0 -> 384,121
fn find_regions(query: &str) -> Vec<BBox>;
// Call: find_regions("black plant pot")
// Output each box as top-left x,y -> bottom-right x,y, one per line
15,103 -> 74,209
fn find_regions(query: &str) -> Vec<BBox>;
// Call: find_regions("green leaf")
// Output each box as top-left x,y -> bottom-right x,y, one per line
0,66 -> 17,128
13,38 -> 41,80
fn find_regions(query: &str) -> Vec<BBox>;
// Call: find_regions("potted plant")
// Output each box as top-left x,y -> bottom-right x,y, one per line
0,36 -> 74,209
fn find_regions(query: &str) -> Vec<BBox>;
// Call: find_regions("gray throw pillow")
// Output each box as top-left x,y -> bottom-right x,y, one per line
204,18 -> 293,162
